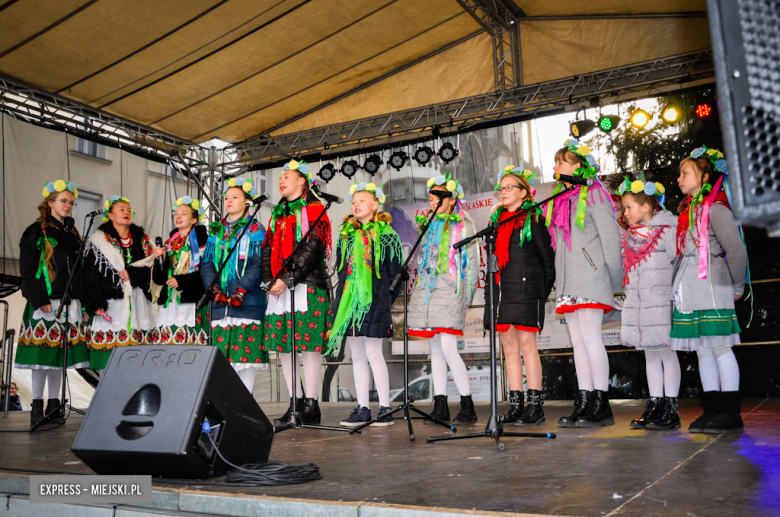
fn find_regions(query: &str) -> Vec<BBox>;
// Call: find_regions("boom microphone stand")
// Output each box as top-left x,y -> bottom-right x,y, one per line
349,196 -> 457,439
261,196 -> 351,434
426,185 -> 579,450
31,213 -> 96,431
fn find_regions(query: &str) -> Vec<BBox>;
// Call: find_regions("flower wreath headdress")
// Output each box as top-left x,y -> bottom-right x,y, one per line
173,195 -> 207,221
102,195 -> 133,223
348,182 -> 386,204
42,180 -> 78,199
617,175 -> 666,209
222,176 -> 260,199
283,160 -> 316,190
426,173 -> 465,199
690,145 -> 728,175
495,165 -> 537,192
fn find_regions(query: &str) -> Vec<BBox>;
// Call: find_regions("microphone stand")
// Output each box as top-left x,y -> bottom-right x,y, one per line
261,196 -> 351,434
426,186 -> 577,449
31,213 -> 97,431
349,197 -> 457,439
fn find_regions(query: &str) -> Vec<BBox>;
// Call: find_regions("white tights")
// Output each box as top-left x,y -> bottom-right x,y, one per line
565,309 -> 610,392
429,333 -> 471,397
348,336 -> 390,408
697,346 -> 740,392
280,351 -> 322,399
31,369 -> 62,400
644,349 -> 681,398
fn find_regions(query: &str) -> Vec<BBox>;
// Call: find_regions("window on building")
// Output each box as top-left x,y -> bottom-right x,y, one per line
75,137 -> 108,160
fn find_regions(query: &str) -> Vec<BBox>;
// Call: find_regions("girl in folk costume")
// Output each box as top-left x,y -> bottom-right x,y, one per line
150,196 -> 210,345
672,147 -> 747,434
200,178 -> 267,393
408,174 -> 480,426
546,139 -> 623,428
486,167 -> 555,426
262,160 -> 333,425
83,196 -> 155,371
330,183 -> 403,427
618,176 -> 682,430
16,180 -> 88,425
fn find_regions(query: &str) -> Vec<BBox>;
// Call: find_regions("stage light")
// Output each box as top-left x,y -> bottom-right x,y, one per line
569,120 -> 595,138
363,154 -> 383,175
694,102 -> 713,118
437,142 -> 459,164
413,146 -> 435,166
597,115 -> 620,133
661,104 -> 681,124
630,109 -> 651,129
317,163 -> 336,183
340,159 -> 359,179
389,151 -> 408,170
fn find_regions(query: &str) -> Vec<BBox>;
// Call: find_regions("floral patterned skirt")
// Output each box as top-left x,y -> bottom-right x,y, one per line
15,301 -> 89,370
211,316 -> 268,370
555,295 -> 613,314
148,303 -> 209,345
265,285 -> 332,354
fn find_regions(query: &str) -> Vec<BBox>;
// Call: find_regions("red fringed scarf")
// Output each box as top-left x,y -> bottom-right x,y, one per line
263,198 -> 332,278
621,224 -> 668,286
493,207 -> 538,284
676,190 -> 730,255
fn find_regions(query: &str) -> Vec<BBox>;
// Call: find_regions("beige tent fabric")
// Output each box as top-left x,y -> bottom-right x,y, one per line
520,18 -> 711,85
516,0 -> 706,16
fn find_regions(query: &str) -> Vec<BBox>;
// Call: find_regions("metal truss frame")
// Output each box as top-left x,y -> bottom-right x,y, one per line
0,73 -> 203,166
225,50 -> 714,169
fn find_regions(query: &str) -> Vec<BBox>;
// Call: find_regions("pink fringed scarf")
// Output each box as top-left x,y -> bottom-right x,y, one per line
546,182 -> 614,251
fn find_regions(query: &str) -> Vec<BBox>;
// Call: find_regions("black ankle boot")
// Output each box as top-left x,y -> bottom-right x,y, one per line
646,397 -> 681,430
516,390 -> 545,426
688,391 -> 720,433
273,397 -> 305,425
703,391 -> 744,434
45,398 -> 66,425
424,395 -> 450,425
30,399 -> 44,426
452,395 -> 478,425
630,397 -> 662,429
500,390 -> 524,424
558,390 -> 592,428
575,389 -> 614,427
301,398 -> 321,424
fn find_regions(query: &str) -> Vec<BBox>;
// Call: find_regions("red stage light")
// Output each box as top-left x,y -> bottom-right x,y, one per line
695,103 -> 712,118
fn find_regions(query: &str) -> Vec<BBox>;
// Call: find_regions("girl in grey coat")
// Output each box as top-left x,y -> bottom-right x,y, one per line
546,140 -> 624,428
672,147 -> 747,435
618,177 -> 681,431
408,175 -> 480,426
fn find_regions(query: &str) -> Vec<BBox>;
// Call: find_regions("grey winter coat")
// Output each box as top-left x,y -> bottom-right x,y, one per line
620,211 -> 678,349
551,190 -> 624,309
408,217 -> 480,331
672,204 -> 746,312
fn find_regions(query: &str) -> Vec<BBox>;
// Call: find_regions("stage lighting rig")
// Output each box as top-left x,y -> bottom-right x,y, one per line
389,151 -> 408,170
597,115 -> 620,133
341,159 -> 359,179
363,154 -> 383,175
570,120 -> 596,138
318,163 -> 336,183
437,142 -> 459,164
694,101 -> 713,119
630,109 -> 651,129
413,146 -> 435,166
661,104 -> 681,124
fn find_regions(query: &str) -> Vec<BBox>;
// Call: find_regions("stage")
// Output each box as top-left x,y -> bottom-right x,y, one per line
1,398 -> 779,517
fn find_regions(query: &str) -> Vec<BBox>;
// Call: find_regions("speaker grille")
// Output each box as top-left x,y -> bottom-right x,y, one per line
742,106 -> 780,197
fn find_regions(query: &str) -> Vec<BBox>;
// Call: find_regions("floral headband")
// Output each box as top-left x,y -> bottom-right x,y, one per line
426,173 -> 465,199
173,195 -> 206,221
495,166 -> 537,191
618,175 -> 666,208
42,180 -> 78,199
562,138 -> 598,168
349,182 -> 386,204
223,176 -> 260,199
102,195 -> 132,223
283,160 -> 316,190
689,145 -> 728,174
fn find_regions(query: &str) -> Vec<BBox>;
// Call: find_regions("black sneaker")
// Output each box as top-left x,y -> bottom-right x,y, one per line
340,405 -> 371,427
371,406 -> 395,427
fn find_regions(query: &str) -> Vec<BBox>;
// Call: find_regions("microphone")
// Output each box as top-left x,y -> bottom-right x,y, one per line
554,173 -> 595,187
429,190 -> 454,200
86,208 -> 103,218
315,191 -> 343,204
155,237 -> 164,269
245,194 -> 268,206
63,217 -> 75,231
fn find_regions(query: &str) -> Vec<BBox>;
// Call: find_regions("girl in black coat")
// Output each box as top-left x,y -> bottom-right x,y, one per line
151,197 -> 209,345
327,183 -> 402,427
16,180 -> 88,425
82,196 -> 154,370
486,168 -> 555,426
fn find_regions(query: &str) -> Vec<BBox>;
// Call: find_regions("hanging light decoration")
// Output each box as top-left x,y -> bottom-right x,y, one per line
362,154 -> 383,175
389,151 -> 408,171
340,159 -> 359,179
630,109 -> 651,129
412,146 -> 435,166
317,163 -> 336,183
437,142 -> 459,164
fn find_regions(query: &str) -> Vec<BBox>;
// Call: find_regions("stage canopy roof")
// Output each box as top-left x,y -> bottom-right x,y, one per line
0,0 -> 712,153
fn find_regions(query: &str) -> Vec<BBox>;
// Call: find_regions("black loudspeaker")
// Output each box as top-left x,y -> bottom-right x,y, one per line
72,345 -> 274,479
707,0 -> 780,236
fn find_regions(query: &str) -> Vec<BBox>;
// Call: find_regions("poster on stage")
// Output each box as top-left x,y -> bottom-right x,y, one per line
389,184 -> 624,354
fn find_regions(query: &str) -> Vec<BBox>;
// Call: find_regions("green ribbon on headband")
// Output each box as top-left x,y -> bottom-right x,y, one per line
35,236 -> 58,297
